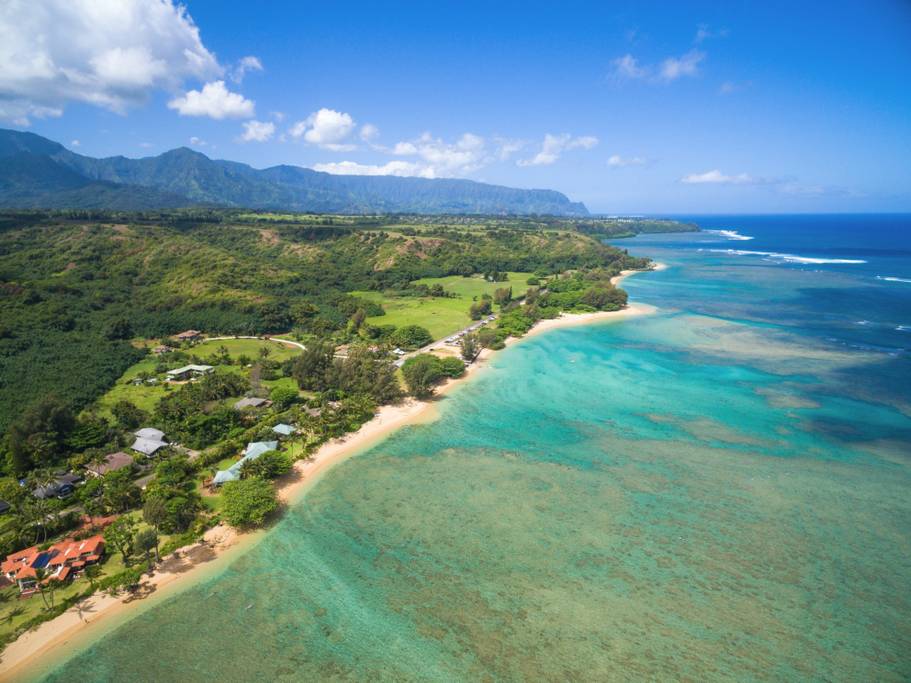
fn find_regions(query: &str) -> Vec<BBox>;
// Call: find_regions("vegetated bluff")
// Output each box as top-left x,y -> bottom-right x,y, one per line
0,129 -> 588,216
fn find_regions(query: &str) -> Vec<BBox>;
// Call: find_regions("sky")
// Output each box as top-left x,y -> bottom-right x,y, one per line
1,0 -> 909,214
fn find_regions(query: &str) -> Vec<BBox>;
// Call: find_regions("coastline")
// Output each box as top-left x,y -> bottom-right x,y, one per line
0,264 -> 664,681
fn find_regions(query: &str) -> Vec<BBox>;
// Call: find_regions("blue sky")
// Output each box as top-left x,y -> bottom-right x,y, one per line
1,0 -> 909,213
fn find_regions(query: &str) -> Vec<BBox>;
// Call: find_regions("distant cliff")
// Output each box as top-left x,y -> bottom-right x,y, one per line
0,129 -> 588,216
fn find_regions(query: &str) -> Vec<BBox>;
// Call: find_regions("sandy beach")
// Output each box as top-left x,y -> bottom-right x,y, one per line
0,264 -> 663,681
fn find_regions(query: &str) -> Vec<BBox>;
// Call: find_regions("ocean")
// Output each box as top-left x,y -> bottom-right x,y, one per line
38,214 -> 911,681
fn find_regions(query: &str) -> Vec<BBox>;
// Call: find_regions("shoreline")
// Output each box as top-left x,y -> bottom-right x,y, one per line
0,263 -> 664,681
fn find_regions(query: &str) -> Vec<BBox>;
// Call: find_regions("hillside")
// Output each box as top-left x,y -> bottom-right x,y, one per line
0,129 -> 588,215
0,210 -> 657,435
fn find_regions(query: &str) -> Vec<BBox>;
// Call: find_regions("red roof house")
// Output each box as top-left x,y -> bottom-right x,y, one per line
2,535 -> 105,593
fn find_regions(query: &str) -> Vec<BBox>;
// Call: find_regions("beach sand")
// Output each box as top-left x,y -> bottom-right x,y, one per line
0,264 -> 664,681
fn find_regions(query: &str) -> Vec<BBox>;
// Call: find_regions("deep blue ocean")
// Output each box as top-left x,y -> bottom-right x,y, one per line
38,214 -> 911,682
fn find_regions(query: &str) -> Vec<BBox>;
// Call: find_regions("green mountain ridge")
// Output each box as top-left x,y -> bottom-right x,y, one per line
0,129 -> 589,215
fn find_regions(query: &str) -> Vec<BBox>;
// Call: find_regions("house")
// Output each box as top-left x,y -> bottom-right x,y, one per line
86,452 -> 134,477
174,330 -> 202,342
233,397 -> 272,410
135,427 -> 166,442
131,437 -> 167,457
2,535 -> 105,593
212,441 -> 278,486
272,423 -> 295,437
131,428 -> 168,456
33,474 -> 81,499
392,347 -> 406,356
165,364 -> 213,382
152,344 -> 174,355
304,407 -> 322,418
56,472 -> 83,486
244,441 -> 278,459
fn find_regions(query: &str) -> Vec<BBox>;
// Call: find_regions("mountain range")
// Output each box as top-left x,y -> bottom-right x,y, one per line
0,129 -> 588,215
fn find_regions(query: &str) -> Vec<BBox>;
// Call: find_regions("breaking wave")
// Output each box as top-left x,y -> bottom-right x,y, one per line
703,229 -> 754,241
875,275 -> 911,284
704,249 -> 867,265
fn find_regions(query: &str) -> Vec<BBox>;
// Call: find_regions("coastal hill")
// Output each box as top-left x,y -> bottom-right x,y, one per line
0,129 -> 588,216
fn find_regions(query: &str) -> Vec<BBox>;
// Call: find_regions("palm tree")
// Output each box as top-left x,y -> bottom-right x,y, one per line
134,528 -> 160,571
84,564 -> 102,591
33,568 -> 53,611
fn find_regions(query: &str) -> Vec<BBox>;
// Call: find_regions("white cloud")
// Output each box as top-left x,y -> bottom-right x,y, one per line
610,54 -> 648,80
0,0 -> 220,123
167,80 -> 255,119
139,142 -> 153,149
695,25 -> 729,44
680,169 -> 757,185
240,119 -> 275,142
607,154 -> 646,167
517,133 -> 599,167
399,132 -> 489,176
658,50 -> 705,82
392,141 -> 418,155
70,139 -> 80,147
189,136 -> 206,147
359,123 -> 379,141
230,55 -> 263,83
313,160 -> 432,178
493,137 -> 526,161
319,131 -> 494,178
289,108 -> 357,150
610,49 -> 705,84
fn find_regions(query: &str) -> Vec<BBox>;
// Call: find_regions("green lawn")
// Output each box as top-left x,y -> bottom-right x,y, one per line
0,550 -> 127,641
94,356 -> 169,419
92,338 -> 303,421
191,338 -> 300,362
353,272 -> 532,340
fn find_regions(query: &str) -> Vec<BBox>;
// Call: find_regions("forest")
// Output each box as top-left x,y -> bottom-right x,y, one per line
0,209 -> 673,439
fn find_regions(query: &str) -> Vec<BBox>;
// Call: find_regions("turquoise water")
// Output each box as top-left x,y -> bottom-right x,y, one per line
39,216 -> 911,681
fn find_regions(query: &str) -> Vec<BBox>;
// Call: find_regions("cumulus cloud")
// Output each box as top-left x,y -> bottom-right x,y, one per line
610,54 -> 648,80
658,50 -> 705,82
0,0 -> 221,123
493,137 -> 527,161
607,154 -> 646,167
289,108 -> 357,150
316,131 -> 494,178
230,56 -> 263,83
517,133 -> 598,167
167,80 -> 255,119
312,160 -> 432,178
393,132 -> 489,176
70,139 -> 80,148
359,123 -> 379,142
680,169 -> 758,185
240,119 -> 275,142
189,136 -> 206,147
610,49 -> 705,83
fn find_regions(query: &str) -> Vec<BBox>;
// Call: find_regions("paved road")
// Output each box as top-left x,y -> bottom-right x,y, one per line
396,314 -> 498,366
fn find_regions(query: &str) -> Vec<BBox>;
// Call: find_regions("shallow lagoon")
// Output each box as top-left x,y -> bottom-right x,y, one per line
42,216 -> 911,681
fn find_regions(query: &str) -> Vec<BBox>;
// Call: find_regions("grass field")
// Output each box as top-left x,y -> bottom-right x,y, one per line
94,356 -> 169,418
353,272 -> 532,340
191,338 -> 300,362
93,338 -> 303,420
